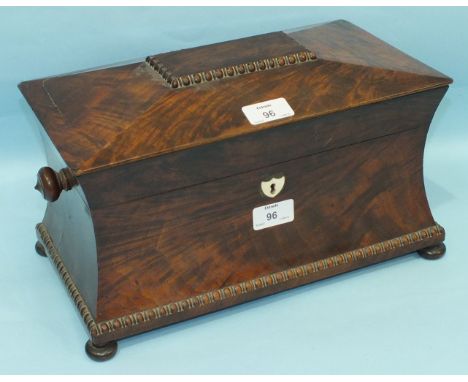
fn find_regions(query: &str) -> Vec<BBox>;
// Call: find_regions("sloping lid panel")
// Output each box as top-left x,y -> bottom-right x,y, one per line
19,20 -> 452,175
289,20 -> 448,77
19,63 -> 171,167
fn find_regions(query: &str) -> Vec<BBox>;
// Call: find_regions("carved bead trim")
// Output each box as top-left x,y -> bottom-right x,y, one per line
37,223 -> 444,339
36,223 -> 99,338
96,224 -> 444,336
145,50 -> 317,89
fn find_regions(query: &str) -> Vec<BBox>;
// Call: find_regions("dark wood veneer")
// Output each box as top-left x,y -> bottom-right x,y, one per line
20,20 -> 452,360
151,31 -> 307,77
79,87 -> 447,209
19,21 -> 451,176
92,126 -> 435,321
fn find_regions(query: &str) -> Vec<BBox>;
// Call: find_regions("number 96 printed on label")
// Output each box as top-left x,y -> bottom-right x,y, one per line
252,199 -> 294,231
242,98 -> 294,125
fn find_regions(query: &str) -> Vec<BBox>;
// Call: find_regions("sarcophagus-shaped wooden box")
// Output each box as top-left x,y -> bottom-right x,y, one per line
19,20 -> 452,361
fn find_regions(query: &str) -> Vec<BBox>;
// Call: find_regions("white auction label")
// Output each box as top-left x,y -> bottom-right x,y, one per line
252,199 -> 294,231
242,97 -> 295,125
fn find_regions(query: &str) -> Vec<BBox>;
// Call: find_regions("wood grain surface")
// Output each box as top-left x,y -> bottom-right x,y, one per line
79,87 -> 447,209
37,128 -> 98,315
288,20 -> 449,77
93,125 -> 437,321
22,20 -> 452,344
18,20 -> 452,175
151,31 -> 307,77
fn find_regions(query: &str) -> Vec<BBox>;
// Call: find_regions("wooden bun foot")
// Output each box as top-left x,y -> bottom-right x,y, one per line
35,241 -> 47,257
418,242 -> 446,260
85,340 -> 118,361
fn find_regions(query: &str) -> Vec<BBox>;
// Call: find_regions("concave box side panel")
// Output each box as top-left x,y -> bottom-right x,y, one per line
92,122 -> 437,322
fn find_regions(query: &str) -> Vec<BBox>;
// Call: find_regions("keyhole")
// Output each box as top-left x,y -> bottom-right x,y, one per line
270,183 -> 276,194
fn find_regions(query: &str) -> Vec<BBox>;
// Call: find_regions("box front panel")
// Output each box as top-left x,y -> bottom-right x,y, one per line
92,125 -> 434,321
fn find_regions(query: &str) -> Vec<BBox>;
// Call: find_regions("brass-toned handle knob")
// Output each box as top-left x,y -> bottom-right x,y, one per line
34,167 -> 76,202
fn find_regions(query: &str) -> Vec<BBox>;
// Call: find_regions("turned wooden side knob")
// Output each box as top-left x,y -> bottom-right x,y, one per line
35,167 -> 76,202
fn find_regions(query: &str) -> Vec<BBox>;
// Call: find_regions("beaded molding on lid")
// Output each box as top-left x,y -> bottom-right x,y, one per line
37,222 -> 444,339
145,50 -> 317,89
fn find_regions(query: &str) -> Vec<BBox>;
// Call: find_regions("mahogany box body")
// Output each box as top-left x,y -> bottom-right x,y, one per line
19,20 -> 452,360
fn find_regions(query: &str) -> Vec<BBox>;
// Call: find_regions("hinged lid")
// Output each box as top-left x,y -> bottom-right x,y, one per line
19,20 -> 452,176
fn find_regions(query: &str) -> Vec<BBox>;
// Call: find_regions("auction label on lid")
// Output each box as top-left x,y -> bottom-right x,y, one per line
242,97 -> 295,125
253,199 -> 294,231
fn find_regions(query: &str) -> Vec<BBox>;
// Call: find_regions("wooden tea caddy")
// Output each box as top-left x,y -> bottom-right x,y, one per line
19,20 -> 452,361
